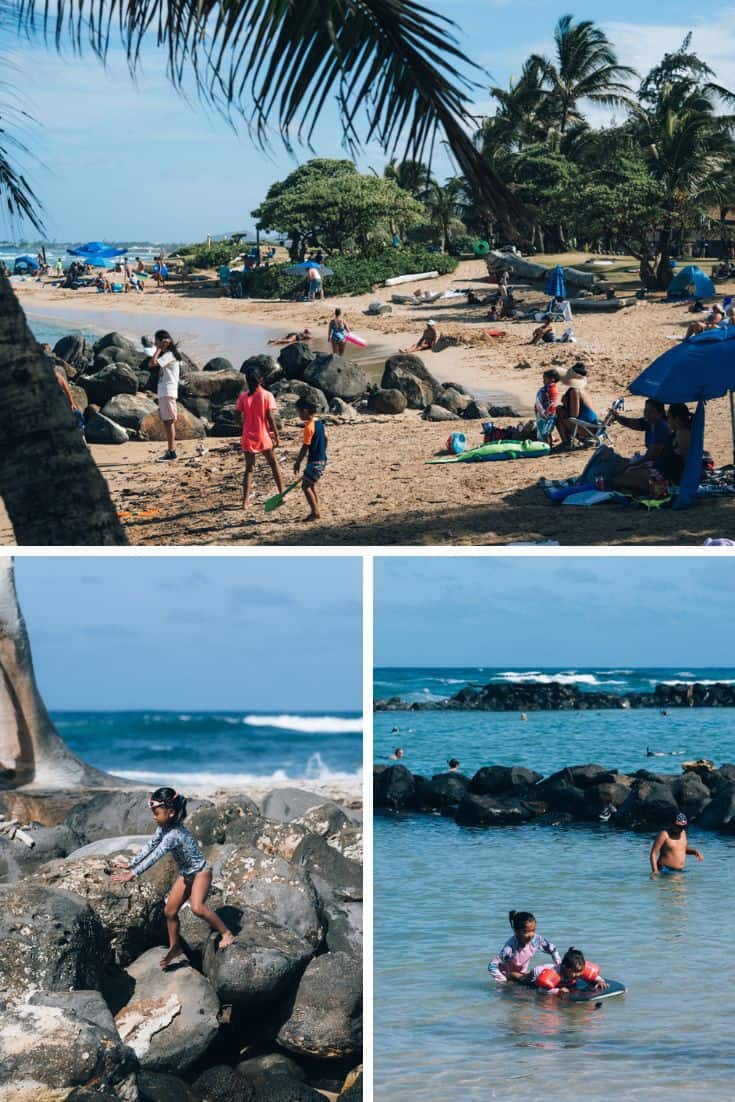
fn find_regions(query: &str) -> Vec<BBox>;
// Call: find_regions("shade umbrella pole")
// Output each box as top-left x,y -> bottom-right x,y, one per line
730,389 -> 735,465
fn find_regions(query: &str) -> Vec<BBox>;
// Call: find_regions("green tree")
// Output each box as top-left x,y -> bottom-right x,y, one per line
2,0 -> 521,545
418,177 -> 467,252
532,15 -> 636,136
253,160 -> 425,256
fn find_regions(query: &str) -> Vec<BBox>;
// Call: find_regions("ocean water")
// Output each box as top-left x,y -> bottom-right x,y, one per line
374,666 -> 735,776
54,710 -> 362,791
374,668 -> 735,1101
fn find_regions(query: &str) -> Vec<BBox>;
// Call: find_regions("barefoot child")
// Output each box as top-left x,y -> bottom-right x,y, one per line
650,812 -> 704,873
489,909 -> 561,983
294,396 -> 328,522
150,330 -> 180,461
111,787 -> 234,968
236,365 -> 284,510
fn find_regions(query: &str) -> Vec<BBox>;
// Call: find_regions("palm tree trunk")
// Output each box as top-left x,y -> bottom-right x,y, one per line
0,273 -> 127,545
656,224 -> 674,290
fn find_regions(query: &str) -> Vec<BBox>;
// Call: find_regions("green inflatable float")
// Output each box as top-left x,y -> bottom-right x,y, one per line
428,440 -> 550,464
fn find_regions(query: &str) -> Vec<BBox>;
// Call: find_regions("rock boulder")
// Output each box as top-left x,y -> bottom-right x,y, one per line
303,355 -> 368,402
84,410 -> 131,445
102,394 -> 158,429
381,354 -> 440,408
277,951 -> 361,1060
80,363 -> 139,405
366,388 -> 407,415
115,947 -> 220,1072
139,406 -> 207,441
202,906 -> 313,1006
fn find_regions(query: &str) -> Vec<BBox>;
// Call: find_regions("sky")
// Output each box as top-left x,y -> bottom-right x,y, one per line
374,556 -> 735,668
7,2 -> 735,241
13,556 -> 362,711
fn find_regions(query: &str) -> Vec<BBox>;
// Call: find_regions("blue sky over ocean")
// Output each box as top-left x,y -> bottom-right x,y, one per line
8,4 -> 735,239
375,556 -> 735,668
13,556 -> 362,711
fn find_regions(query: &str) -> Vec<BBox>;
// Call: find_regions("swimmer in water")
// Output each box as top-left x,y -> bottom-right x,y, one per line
533,947 -> 608,994
390,747 -> 404,760
650,812 -> 704,873
520,713 -> 528,722
448,758 -> 460,772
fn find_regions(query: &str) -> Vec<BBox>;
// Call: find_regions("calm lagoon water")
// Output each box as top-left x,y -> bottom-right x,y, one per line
374,668 -> 735,1101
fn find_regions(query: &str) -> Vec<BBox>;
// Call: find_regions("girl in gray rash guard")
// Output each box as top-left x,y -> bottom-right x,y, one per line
111,787 -> 234,968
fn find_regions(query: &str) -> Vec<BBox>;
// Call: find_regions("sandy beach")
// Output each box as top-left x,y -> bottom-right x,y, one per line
12,257 -> 735,545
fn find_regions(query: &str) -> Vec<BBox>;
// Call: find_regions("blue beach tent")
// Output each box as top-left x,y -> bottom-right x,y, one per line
666,264 -> 715,301
544,264 -> 567,299
629,325 -> 735,508
14,254 -> 39,273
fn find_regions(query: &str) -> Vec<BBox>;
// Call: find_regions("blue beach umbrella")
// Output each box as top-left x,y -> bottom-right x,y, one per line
284,261 -> 335,276
14,254 -> 39,272
68,241 -> 126,259
544,264 -> 566,299
629,325 -> 735,508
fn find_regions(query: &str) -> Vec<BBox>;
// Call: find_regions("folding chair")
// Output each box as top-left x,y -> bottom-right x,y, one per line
568,397 -> 625,448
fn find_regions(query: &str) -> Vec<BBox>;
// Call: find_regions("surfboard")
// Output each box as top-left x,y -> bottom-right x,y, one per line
567,978 -> 626,1003
344,333 -> 367,348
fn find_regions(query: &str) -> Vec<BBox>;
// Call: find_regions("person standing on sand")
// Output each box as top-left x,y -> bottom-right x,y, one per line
151,329 -> 180,461
111,787 -> 234,969
650,812 -> 704,873
294,395 -> 328,522
328,308 -> 350,355
236,365 -> 284,511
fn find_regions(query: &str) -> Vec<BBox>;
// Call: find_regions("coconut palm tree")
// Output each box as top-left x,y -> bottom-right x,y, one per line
419,177 -> 466,252
2,0 -> 521,545
384,160 -> 435,197
631,77 -> 735,286
532,15 -> 636,137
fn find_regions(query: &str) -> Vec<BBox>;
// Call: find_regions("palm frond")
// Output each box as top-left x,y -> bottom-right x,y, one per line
14,0 -> 522,217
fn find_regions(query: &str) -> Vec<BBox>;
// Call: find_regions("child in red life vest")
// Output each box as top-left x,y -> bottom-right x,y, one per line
533,946 -> 608,995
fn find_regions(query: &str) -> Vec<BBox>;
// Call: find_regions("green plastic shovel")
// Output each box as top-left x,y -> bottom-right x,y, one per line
264,479 -> 300,513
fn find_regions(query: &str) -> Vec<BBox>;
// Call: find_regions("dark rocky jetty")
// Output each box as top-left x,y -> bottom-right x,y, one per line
0,786 -> 363,1101
374,760 -> 735,834
375,679 -> 735,711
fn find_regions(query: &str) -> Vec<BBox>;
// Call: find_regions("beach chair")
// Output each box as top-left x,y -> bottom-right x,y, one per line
568,397 -> 624,449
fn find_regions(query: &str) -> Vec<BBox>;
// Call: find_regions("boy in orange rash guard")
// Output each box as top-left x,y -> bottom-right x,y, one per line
533,946 -> 608,995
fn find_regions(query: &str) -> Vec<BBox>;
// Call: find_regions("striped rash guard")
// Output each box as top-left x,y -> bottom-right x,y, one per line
489,933 -> 561,982
129,823 -> 207,877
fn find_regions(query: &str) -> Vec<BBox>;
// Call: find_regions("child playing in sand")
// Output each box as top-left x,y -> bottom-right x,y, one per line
294,395 -> 328,522
533,947 -> 607,994
489,910 -> 561,983
236,365 -> 284,511
111,787 -> 234,968
650,812 -> 704,873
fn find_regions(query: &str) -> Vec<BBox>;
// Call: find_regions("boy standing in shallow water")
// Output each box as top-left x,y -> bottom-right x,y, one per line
650,812 -> 704,873
294,396 -> 328,522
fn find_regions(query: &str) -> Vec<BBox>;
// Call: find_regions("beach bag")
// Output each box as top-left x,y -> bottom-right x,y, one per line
446,432 -> 467,455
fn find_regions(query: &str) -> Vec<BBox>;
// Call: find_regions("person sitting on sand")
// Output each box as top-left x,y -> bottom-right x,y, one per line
328,308 -> 350,355
554,364 -> 598,447
489,909 -> 561,984
487,305 -> 499,322
531,316 -> 556,345
111,787 -> 234,968
533,947 -> 608,995
579,398 -> 670,487
236,364 -> 284,511
135,257 -> 146,274
684,304 -> 724,339
268,328 -> 312,346
94,273 -> 112,293
611,402 -> 691,494
401,319 -> 439,353
650,812 -> 704,874
294,395 -> 328,522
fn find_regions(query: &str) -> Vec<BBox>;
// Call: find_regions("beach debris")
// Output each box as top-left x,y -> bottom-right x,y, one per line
0,818 -> 35,847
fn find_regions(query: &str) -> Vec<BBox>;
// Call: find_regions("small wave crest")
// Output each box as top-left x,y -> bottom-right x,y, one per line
116,764 -> 362,792
497,671 -> 624,687
242,715 -> 362,734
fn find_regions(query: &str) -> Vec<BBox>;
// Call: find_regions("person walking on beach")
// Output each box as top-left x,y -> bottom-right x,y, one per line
151,329 -> 180,461
111,787 -> 234,968
236,365 -> 284,511
650,812 -> 704,873
328,308 -> 350,355
294,395 -> 328,522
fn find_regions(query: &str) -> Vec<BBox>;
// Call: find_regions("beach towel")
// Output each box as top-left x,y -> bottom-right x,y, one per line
561,490 -> 623,506
428,440 -> 550,464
